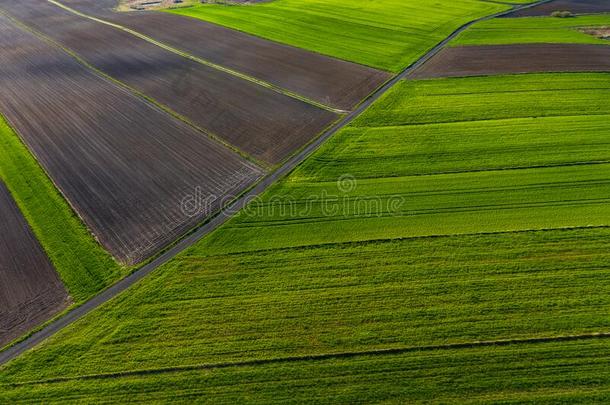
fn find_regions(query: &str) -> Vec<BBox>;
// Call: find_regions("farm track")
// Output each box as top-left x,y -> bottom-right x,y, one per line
0,13 -> 263,264
409,43 -> 610,79
0,0 -> 338,165
56,0 -> 392,112
0,181 -> 69,348
0,0 -> 554,366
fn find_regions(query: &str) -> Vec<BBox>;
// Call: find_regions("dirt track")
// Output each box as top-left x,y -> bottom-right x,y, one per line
505,0 -> 610,17
409,44 -> 610,79
0,0 -> 337,165
60,0 -> 390,111
0,181 -> 69,348
0,13 -> 263,264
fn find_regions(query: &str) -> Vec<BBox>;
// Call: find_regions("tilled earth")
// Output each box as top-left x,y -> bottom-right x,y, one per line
0,13 -> 263,264
409,43 -> 610,79
0,0 -> 338,165
505,0 -> 610,17
0,181 -> 69,348
61,0 -> 391,111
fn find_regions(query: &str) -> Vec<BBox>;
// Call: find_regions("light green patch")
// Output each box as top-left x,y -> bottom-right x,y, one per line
452,13 -> 610,45
2,338 -> 609,403
197,73 -> 610,254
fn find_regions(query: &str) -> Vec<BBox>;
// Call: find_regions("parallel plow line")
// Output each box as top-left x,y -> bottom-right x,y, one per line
47,0 -> 348,114
0,8 -> 262,167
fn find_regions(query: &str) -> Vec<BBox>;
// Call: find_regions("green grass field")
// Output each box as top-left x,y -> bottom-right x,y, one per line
1,228 -> 610,386
0,116 -> 126,304
298,73 -> 610,180
2,338 -> 609,403
452,13 -> 610,46
2,73 -> 610,400
168,0 -> 509,72
199,73 -> 610,254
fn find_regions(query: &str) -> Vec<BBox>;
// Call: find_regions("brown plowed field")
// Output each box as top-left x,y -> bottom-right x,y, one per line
0,14 -> 263,264
0,181 -> 70,348
60,0 -> 390,111
505,0 -> 610,17
1,0 -> 338,164
409,44 -> 610,79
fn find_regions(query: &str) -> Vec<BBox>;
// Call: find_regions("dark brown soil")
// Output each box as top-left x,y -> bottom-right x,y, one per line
505,0 -> 610,17
61,0 -> 390,111
409,44 -> 610,79
0,181 -> 70,348
1,0 -> 338,165
0,14 -> 263,264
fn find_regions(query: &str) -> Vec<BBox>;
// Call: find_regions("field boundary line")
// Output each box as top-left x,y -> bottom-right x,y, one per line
0,8 -> 264,168
359,112 -> 610,129
297,160 -> 610,182
46,0 -> 347,114
6,332 -> 610,386
0,0 -> 554,367
201,225 -> 610,258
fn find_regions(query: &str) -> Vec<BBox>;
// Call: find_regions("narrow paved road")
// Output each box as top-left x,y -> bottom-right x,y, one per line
0,0 -> 552,366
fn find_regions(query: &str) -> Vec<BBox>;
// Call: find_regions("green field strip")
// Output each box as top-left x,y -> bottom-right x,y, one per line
196,74 -> 610,254
5,331 -> 610,386
297,114 -> 610,180
353,75 -> 609,128
4,337 -> 608,403
452,13 -> 610,46
0,116 -> 126,303
47,0 -> 346,114
198,164 -> 610,254
169,0 -> 510,72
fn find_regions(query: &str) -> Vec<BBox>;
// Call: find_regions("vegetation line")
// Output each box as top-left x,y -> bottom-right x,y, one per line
46,0 -> 346,114
477,0 -> 519,6
7,332 -> 610,386
361,113 -> 610,129
207,225 -> 610,257
304,160 -> 610,181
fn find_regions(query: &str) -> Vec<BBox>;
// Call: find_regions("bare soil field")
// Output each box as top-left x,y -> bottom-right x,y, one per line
60,0 -> 390,110
506,0 -> 610,17
409,43 -> 610,79
0,0 -> 337,165
0,14 -> 263,264
0,181 -> 69,348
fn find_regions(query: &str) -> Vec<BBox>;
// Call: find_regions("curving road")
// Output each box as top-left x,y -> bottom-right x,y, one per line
0,0 -> 553,366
